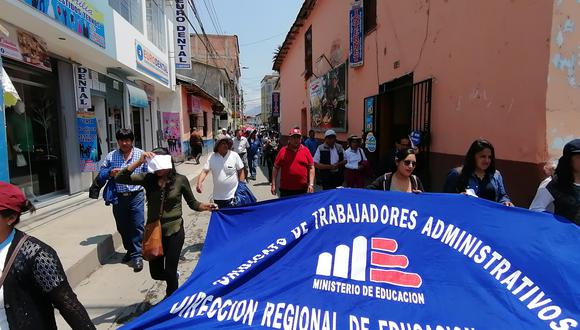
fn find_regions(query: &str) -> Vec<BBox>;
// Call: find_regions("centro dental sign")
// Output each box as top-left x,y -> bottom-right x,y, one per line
174,0 -> 191,69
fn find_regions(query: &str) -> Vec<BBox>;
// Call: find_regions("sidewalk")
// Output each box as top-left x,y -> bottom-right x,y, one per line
16,154 -> 210,289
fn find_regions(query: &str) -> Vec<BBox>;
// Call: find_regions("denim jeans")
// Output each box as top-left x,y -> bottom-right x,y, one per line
149,224 -> 185,297
112,191 -> 145,259
248,153 -> 258,178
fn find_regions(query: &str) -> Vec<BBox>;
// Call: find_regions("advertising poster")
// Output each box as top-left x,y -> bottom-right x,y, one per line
349,4 -> 364,67
309,63 -> 347,132
136,40 -> 169,86
18,0 -> 106,48
364,96 -> 375,132
0,21 -> 52,71
162,112 -> 182,157
77,112 -> 98,172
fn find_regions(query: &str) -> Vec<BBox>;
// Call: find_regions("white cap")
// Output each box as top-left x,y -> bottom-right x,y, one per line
325,129 -> 337,137
148,155 -> 173,172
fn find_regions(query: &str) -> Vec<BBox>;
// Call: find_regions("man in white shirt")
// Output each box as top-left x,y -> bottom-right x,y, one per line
197,135 -> 245,208
233,129 -> 250,178
313,129 -> 347,190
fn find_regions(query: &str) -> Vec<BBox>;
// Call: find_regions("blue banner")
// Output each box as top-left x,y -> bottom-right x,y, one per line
123,190 -> 580,329
77,112 -> 98,172
349,5 -> 364,67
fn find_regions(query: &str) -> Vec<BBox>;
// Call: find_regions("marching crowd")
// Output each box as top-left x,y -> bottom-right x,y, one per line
0,126 -> 577,329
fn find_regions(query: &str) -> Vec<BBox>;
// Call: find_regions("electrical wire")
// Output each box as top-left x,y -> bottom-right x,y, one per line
412,0 -> 431,72
240,32 -> 286,47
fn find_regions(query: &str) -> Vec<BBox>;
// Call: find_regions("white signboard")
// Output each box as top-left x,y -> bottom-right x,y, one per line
174,0 -> 191,69
75,66 -> 91,109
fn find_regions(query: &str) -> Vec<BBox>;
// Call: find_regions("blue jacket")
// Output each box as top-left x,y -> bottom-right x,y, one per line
97,168 -> 118,206
234,181 -> 257,206
248,138 -> 261,157
444,168 -> 511,204
304,138 -> 319,156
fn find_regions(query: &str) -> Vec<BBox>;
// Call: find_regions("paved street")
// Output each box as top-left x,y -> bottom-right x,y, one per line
56,158 -> 277,329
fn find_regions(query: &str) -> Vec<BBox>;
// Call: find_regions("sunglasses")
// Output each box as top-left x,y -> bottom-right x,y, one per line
403,160 -> 417,167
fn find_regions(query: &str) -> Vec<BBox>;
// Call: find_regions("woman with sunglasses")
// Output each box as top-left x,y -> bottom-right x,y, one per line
367,149 -> 424,192
443,139 -> 513,206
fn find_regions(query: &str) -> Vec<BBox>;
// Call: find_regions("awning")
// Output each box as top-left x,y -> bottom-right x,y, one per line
127,84 -> 149,108
2,66 -> 20,107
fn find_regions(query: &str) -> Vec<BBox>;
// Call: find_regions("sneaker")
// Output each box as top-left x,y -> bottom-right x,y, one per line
131,258 -> 144,273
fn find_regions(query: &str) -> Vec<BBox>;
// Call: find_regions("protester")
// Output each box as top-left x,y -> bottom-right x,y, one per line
100,128 -> 148,272
271,128 -> 315,197
344,135 -> 369,188
233,129 -> 250,179
529,159 -> 558,213
197,135 -> 246,208
304,129 -> 319,156
314,129 -> 346,190
443,139 -> 513,206
189,127 -> 203,165
0,182 -> 95,329
386,135 -> 412,173
367,149 -> 424,192
263,131 -> 279,183
116,148 -> 216,297
247,130 -> 261,181
529,139 -> 580,224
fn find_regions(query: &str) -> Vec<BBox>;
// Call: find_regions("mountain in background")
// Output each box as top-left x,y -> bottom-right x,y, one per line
245,106 -> 261,116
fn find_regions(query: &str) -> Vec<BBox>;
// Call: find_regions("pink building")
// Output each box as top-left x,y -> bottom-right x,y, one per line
273,0 -> 580,206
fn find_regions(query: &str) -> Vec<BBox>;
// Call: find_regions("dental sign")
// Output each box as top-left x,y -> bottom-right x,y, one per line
174,0 -> 191,69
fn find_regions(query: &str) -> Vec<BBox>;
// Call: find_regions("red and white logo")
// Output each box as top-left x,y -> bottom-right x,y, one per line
315,236 -> 423,288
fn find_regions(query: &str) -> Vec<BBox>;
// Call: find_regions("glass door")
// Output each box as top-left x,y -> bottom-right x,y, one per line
3,60 -> 64,199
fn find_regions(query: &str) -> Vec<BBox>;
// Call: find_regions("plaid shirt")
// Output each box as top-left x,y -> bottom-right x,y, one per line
101,147 -> 148,193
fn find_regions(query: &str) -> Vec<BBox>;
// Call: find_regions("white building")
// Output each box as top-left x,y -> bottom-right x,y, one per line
0,0 -> 179,201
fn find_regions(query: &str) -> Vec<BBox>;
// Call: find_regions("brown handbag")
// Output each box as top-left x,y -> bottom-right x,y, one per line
142,189 -> 166,261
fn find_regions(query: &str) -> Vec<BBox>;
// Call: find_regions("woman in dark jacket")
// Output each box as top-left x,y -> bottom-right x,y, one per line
0,182 -> 94,329
443,139 -> 513,206
116,148 -> 216,297
367,149 -> 424,192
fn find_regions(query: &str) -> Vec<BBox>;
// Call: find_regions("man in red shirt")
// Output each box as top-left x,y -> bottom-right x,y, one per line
271,128 -> 316,197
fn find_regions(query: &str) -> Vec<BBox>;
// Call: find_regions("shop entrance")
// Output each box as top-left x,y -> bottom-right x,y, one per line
3,59 -> 65,199
131,107 -> 143,149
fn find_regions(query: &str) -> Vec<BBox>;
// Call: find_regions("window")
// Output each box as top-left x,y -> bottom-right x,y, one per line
364,0 -> 377,34
146,0 -> 166,51
110,0 -> 143,32
305,26 -> 312,79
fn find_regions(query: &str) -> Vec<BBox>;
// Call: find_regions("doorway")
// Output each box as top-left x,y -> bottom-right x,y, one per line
131,107 -> 143,149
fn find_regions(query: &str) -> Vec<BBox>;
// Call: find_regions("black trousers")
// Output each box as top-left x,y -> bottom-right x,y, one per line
149,224 -> 185,297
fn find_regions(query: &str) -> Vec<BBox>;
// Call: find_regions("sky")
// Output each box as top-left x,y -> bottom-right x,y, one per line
194,0 -> 303,116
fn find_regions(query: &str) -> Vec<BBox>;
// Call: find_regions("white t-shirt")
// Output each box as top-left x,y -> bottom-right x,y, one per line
0,231 -> 15,329
204,151 -> 244,200
233,137 -> 249,154
529,177 -> 555,213
344,147 -> 367,170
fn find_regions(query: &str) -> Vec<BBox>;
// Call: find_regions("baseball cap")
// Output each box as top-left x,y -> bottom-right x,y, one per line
325,129 -> 337,137
0,182 -> 27,212
289,128 -> 302,136
563,139 -> 580,157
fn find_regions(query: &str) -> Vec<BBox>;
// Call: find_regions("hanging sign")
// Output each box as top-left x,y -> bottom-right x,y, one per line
366,131 -> 377,153
174,0 -> 191,69
135,40 -> 169,86
75,65 -> 91,109
271,92 -> 280,118
349,3 -> 364,67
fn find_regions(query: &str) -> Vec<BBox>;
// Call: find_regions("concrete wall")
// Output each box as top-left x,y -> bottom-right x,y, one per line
279,0 -> 553,164
546,0 -> 580,160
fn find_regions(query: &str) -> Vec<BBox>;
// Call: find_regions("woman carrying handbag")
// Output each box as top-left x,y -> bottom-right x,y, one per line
0,182 -> 94,329
116,148 -> 216,298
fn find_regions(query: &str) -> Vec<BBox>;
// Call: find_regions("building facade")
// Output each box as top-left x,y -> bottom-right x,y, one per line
273,0 -> 580,206
0,0 -> 176,202
260,74 -> 280,129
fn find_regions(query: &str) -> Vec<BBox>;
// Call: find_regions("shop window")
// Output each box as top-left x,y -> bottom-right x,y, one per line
110,0 -> 144,33
305,26 -> 313,79
146,0 -> 166,51
364,0 -> 377,34
3,60 -> 65,198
